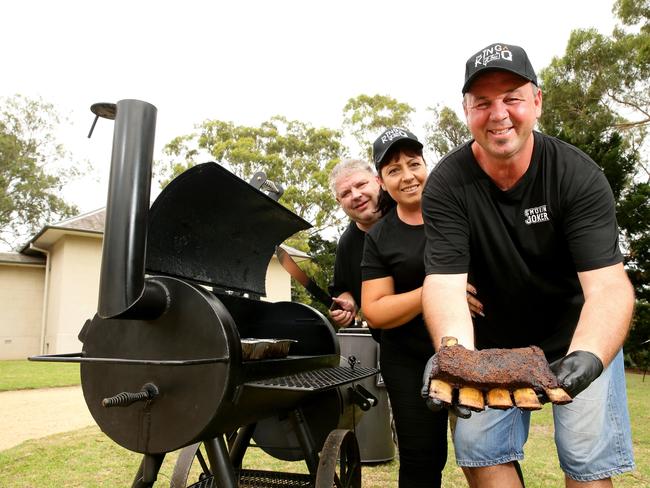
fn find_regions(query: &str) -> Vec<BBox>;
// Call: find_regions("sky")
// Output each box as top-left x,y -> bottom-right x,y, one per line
2,0 -> 618,216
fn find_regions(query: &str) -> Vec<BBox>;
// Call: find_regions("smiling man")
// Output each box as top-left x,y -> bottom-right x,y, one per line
328,159 -> 382,328
421,43 -> 635,488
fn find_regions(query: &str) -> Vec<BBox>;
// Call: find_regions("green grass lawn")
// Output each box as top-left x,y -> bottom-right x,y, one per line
0,360 -> 80,392
0,366 -> 648,487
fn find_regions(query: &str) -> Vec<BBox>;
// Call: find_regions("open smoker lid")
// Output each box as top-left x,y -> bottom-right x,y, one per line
146,162 -> 310,297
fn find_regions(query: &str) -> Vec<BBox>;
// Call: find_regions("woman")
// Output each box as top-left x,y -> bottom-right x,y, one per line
361,128 -> 481,488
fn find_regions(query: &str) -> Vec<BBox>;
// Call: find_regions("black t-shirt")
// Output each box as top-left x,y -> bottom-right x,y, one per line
422,132 -> 623,361
362,208 -> 434,359
330,221 -> 365,306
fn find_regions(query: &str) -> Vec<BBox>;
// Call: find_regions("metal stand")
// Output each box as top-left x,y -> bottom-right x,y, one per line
204,436 -> 239,488
132,453 -> 165,488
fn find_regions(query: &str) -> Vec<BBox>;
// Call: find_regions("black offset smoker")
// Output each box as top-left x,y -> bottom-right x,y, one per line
31,99 -> 378,488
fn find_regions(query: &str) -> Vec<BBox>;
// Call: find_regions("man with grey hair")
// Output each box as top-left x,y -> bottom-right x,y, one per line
328,158 -> 381,328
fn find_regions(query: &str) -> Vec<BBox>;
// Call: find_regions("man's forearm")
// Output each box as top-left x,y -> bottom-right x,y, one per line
422,274 -> 475,350
571,263 -> 635,367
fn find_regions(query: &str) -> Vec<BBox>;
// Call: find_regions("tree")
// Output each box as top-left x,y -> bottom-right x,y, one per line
423,105 -> 471,160
538,0 -> 650,363
539,1 -> 649,175
342,94 -> 415,160
0,95 -> 78,249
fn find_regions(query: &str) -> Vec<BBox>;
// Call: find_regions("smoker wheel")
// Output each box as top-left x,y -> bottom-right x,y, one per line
314,430 -> 361,488
245,366 -> 376,392
186,470 -> 313,487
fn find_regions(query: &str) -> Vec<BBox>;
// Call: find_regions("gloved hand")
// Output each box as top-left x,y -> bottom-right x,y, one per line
421,354 -> 472,419
550,350 -> 603,398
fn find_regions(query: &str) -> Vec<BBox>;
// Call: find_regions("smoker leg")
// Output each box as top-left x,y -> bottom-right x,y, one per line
229,424 -> 256,468
132,453 -> 165,488
289,408 -> 320,476
204,435 -> 239,488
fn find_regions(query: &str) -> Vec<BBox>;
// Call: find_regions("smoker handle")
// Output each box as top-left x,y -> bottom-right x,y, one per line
28,353 -> 229,366
347,384 -> 378,411
102,382 -> 159,408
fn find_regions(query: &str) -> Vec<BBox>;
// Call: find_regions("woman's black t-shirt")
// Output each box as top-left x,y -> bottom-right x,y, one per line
362,207 -> 433,359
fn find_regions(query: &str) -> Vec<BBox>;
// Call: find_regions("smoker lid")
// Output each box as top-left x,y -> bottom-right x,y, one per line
146,162 -> 310,296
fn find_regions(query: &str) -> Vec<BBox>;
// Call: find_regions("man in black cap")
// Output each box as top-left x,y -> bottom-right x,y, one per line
420,43 -> 635,487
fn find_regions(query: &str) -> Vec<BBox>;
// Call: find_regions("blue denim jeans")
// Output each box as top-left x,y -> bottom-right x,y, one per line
452,350 -> 635,481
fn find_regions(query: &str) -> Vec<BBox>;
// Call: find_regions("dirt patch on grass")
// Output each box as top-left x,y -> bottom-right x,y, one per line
0,386 -> 94,451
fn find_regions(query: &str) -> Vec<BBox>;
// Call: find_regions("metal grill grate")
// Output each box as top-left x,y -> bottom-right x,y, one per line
186,470 -> 313,488
240,470 -> 313,487
245,366 -> 376,391
186,476 -> 215,488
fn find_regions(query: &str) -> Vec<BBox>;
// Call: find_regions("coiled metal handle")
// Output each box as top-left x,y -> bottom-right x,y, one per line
102,383 -> 159,408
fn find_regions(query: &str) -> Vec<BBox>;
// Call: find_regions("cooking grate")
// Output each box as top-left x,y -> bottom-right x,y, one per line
240,470 -> 313,487
246,366 -> 376,392
186,476 -> 215,488
186,470 -> 313,488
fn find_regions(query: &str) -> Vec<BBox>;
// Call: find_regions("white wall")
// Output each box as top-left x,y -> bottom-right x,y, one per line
43,235 -> 102,354
0,264 -> 45,359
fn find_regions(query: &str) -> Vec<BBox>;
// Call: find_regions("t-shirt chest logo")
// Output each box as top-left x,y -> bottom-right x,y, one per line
524,205 -> 549,225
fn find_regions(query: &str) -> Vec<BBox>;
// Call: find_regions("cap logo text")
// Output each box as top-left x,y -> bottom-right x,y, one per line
381,128 -> 408,144
474,44 -> 513,68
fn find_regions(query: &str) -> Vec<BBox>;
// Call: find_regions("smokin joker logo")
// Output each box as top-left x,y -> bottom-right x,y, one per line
524,205 -> 549,225
474,44 -> 513,68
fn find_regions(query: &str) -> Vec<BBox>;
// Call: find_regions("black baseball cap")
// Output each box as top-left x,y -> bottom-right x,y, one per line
462,43 -> 537,94
372,127 -> 423,168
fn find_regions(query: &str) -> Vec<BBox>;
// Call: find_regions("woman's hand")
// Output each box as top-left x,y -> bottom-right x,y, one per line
466,283 -> 484,318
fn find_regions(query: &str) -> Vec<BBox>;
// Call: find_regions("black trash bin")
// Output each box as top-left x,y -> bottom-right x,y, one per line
337,327 -> 395,463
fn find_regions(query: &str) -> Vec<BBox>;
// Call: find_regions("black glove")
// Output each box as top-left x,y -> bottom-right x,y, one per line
421,355 -> 472,419
550,350 -> 603,398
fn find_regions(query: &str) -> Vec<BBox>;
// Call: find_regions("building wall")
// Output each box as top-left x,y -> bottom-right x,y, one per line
0,264 -> 45,359
43,235 -> 103,354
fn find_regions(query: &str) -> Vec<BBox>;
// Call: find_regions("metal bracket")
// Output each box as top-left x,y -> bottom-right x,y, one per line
249,171 -> 284,201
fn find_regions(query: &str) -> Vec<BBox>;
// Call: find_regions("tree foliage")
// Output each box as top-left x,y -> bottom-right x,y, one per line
423,105 -> 471,160
539,0 -> 649,177
0,95 -> 78,249
342,94 -> 415,160
538,0 -> 650,360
